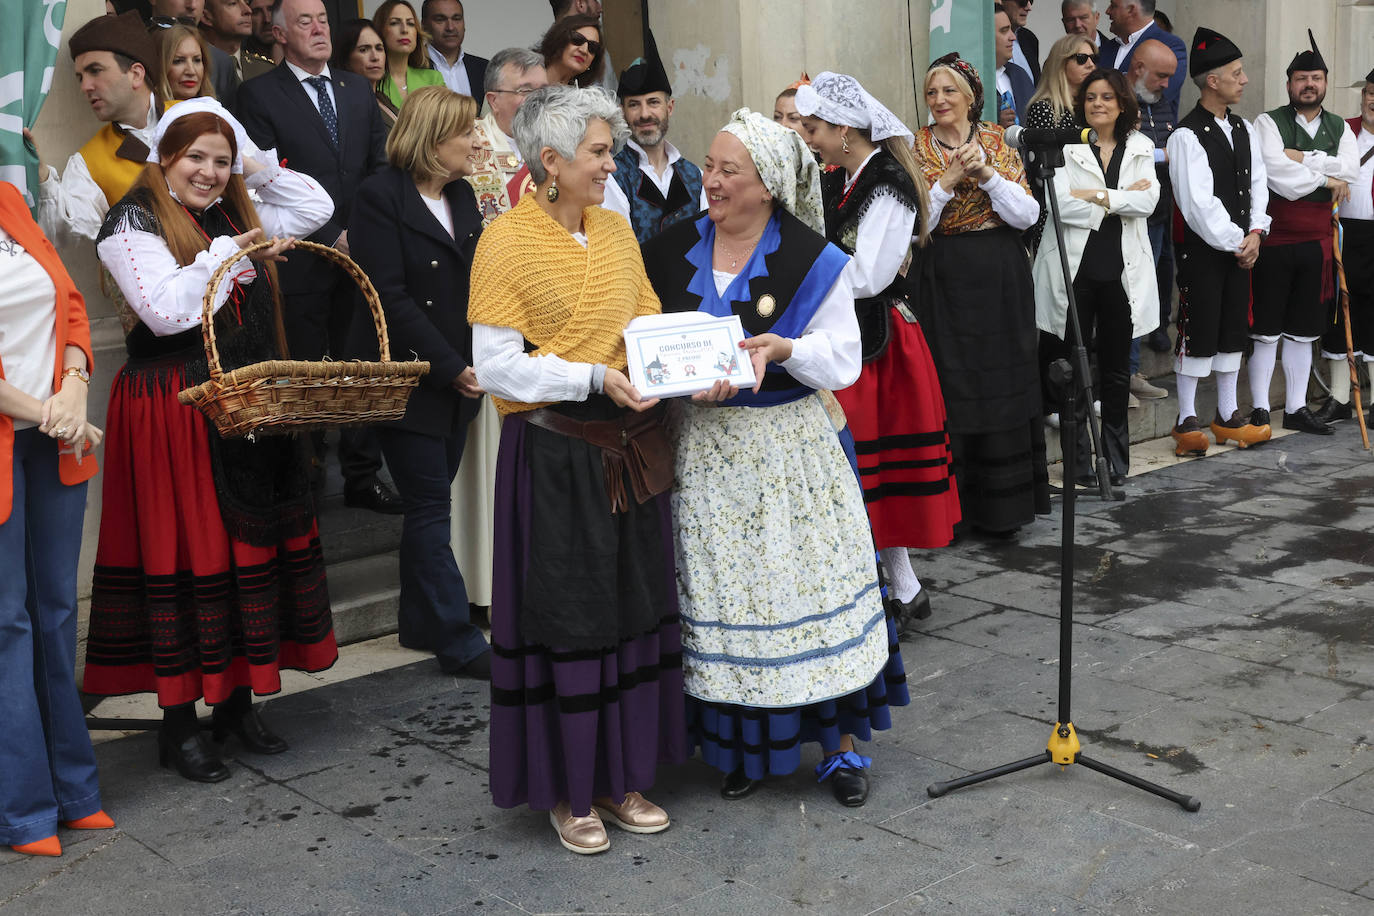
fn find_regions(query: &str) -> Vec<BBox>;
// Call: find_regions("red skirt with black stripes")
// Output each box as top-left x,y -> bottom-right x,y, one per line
834,311 -> 961,550
82,361 -> 337,708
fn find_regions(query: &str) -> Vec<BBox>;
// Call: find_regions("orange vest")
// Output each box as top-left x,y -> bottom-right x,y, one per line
0,182 -> 98,525
79,122 -> 149,207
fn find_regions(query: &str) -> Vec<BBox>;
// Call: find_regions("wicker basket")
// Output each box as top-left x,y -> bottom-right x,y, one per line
177,239 -> 429,437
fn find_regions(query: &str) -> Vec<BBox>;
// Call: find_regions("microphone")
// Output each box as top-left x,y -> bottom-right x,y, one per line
1004,125 -> 1098,150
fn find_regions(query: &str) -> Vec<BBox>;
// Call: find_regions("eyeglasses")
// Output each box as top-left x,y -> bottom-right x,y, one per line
490,87 -> 538,96
150,14 -> 199,28
568,33 -> 602,56
1069,53 -> 1099,65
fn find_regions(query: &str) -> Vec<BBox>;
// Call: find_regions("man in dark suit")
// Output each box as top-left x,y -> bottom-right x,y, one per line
1004,0 -> 1040,83
422,0 -> 487,97
1099,0 -> 1186,110
237,0 -> 399,512
994,5 -> 1034,126
1060,0 -> 1112,50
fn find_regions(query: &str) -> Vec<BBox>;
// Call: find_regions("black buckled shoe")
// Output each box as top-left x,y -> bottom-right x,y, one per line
888,590 -> 932,640
720,766 -> 761,800
344,479 -> 404,514
1312,397 -> 1353,425
159,729 -> 231,783
815,750 -> 871,808
1282,406 -> 1334,435
212,705 -> 289,755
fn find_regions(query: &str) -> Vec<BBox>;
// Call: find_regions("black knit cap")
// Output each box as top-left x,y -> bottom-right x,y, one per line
69,10 -> 158,73
617,30 -> 672,99
1189,26 -> 1242,78
1367,68 -> 1374,85
1286,29 -> 1327,76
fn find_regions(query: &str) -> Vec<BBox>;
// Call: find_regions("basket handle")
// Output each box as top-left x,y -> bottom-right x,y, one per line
199,238 -> 392,379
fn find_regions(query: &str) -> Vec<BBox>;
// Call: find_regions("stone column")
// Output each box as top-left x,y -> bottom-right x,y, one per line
648,0 -> 930,164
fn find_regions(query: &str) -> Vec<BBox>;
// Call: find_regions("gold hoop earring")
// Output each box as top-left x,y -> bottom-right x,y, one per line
841,134 -> 850,154
546,180 -> 560,202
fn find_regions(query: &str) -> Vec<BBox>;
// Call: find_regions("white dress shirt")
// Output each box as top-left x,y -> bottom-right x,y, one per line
1110,23 -> 1151,69
1167,114 -> 1272,252
1253,109 -> 1360,201
285,59 -> 337,115
600,139 -> 685,221
428,45 -> 472,96
1341,126 -> 1374,222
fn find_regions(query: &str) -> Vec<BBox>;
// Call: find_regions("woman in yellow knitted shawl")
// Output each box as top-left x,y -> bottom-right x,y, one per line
468,85 -> 685,857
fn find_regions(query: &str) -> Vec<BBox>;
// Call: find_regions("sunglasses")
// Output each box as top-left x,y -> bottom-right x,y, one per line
1069,53 -> 1099,65
568,33 -> 602,56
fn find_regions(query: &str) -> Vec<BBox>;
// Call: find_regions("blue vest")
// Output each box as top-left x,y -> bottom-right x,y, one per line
612,145 -> 704,243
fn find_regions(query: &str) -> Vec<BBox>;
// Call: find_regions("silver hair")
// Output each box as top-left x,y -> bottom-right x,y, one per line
512,84 -> 628,184
1061,0 -> 1097,13
270,0 -> 285,29
484,47 -> 546,97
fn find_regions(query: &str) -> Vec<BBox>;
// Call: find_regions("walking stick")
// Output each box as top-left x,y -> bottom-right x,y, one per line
1332,208 -> 1371,451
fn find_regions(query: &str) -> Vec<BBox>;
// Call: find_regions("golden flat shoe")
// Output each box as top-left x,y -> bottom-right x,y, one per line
592,791 -> 670,834
549,802 -> 610,855
1170,419 -> 1210,457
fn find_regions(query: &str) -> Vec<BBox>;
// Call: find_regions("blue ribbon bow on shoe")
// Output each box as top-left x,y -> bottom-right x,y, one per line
814,750 -> 872,782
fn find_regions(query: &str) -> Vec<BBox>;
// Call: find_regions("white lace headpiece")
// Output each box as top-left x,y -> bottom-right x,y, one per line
146,97 -> 252,174
794,72 -> 914,144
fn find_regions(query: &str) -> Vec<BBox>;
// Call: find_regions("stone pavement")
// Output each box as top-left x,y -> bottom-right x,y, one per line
4,424 -> 1373,916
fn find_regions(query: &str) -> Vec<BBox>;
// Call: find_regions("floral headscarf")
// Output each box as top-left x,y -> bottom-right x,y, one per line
928,52 -> 984,125
720,107 -> 824,234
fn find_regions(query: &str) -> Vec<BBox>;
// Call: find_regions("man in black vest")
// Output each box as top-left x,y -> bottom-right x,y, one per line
1165,27 -> 1271,456
237,0 -> 398,511
1251,34 -> 1360,432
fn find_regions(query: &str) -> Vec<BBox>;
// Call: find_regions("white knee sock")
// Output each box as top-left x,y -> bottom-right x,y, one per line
1176,373 -> 1199,424
879,546 -> 919,603
1282,337 -> 1313,413
1216,370 -> 1239,421
1328,357 -> 1352,404
1248,339 -> 1278,411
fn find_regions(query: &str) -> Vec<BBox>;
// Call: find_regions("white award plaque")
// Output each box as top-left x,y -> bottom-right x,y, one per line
623,312 -> 757,399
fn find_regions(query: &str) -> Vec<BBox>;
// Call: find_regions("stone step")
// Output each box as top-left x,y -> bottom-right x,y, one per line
324,550 -> 401,646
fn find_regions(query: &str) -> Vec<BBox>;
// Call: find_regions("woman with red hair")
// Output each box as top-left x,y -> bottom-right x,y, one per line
86,97 -> 337,783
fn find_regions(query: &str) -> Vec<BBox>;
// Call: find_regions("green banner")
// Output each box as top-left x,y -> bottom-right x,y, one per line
928,0 -> 996,122
0,0 -> 68,208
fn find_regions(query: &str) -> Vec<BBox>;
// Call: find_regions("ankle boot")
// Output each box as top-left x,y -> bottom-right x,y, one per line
159,704 -> 230,783
212,689 -> 288,755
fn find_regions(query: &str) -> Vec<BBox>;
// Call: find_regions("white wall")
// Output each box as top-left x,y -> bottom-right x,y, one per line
361,0 -> 553,58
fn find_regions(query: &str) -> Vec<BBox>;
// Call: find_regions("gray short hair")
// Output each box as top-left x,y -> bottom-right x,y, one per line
513,84 -> 628,183
1061,0 -> 1096,13
484,47 -> 545,96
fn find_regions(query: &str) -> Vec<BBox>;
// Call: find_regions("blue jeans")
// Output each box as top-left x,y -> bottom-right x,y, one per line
0,428 -> 102,845
378,426 -> 488,669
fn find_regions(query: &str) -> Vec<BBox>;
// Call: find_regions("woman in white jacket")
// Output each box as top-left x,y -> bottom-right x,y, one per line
1033,69 -> 1159,486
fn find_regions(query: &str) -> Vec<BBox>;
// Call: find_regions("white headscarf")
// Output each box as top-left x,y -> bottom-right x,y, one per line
720,107 -> 825,235
146,97 -> 253,174
794,72 -> 914,144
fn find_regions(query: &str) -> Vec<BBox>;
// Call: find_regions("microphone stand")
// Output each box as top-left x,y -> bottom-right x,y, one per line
926,143 -> 1199,812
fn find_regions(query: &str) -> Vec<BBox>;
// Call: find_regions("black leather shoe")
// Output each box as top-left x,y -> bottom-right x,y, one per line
1250,407 -> 1271,428
159,729 -> 231,783
720,767 -> 761,800
1283,406 -> 1334,435
1312,397 -> 1353,424
1146,328 -> 1172,353
831,766 -> 869,807
441,649 -> 492,680
888,591 -> 932,640
344,479 -> 404,514
212,706 -> 289,755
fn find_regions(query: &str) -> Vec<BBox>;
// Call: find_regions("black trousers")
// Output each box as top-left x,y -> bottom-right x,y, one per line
281,268 -> 382,487
1051,273 -> 1132,477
